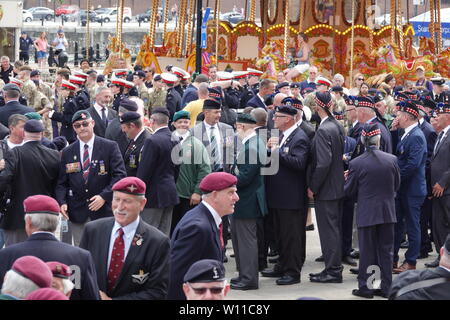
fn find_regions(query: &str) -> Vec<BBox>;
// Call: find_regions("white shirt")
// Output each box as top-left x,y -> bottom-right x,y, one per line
280,124 -> 297,147
133,128 -> 146,142
419,118 -> 425,126
201,200 -> 222,229
204,121 -> 222,156
257,94 -> 266,105
94,103 -> 108,120
107,217 -> 140,271
174,130 -> 190,142
401,123 -> 418,141
153,126 -> 168,134
352,120 -> 359,128
78,134 -> 95,161
6,139 -> 23,150
242,131 -> 256,145
320,116 -> 328,126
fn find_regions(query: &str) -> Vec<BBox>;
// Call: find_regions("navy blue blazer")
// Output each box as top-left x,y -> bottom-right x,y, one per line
50,97 -> 80,143
168,202 -> 223,300
419,119 -> 438,169
265,126 -> 311,210
246,95 -> 267,110
137,127 -> 180,208
345,148 -> 400,228
396,125 -> 427,197
0,101 -> 34,127
181,84 -> 198,107
166,88 -> 182,119
0,233 -> 100,300
348,121 -> 363,141
55,136 -> 126,223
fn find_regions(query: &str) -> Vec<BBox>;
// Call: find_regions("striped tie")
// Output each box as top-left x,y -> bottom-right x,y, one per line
210,126 -> 220,171
82,144 -> 90,182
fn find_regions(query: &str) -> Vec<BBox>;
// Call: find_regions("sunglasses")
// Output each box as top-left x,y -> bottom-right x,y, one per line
187,283 -> 224,295
357,78 -> 364,81
73,121 -> 90,129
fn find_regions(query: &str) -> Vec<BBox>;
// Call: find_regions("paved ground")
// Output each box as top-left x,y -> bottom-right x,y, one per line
225,210 -> 439,300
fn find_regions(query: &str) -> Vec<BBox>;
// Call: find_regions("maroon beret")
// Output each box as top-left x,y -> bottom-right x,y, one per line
11,256 -> 53,289
112,177 -> 146,196
199,172 -> 237,193
26,288 -> 69,300
46,261 -> 71,279
23,195 -> 60,216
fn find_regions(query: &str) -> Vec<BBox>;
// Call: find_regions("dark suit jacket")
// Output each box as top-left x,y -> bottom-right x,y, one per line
0,123 -> 8,140
137,127 -> 179,208
299,120 -> 315,141
166,88 -> 182,119
0,233 -> 100,300
430,130 -> 450,196
105,117 -> 129,155
50,97 -> 80,143
181,84 -> 198,108
168,203 -> 223,300
87,106 -> 117,138
0,141 -> 60,230
419,119 -> 438,169
0,101 -> 34,127
396,125 -> 427,197
55,136 -> 126,223
389,266 -> 450,300
247,95 -> 267,110
308,117 -> 345,201
233,135 -> 267,219
348,121 -> 363,141
345,148 -> 400,228
80,217 -> 170,300
266,126 -> 310,210
123,129 -> 150,177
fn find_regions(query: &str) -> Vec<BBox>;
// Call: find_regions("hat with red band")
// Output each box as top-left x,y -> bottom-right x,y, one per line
246,68 -> 263,77
61,80 -> 77,91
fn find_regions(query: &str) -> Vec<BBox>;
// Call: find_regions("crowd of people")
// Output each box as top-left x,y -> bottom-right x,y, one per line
0,44 -> 449,300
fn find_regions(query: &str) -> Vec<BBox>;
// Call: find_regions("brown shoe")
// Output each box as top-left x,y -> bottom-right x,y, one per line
393,262 -> 416,274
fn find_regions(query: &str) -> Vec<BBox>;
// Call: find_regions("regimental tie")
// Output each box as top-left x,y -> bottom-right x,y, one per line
107,228 -> 125,292
218,223 -> 224,249
101,107 -> 107,127
434,131 -> 445,156
82,144 -> 90,182
210,126 -> 221,172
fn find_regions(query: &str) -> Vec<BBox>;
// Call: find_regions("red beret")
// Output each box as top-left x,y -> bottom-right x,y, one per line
46,261 -> 71,279
112,177 -> 146,196
23,195 -> 60,216
26,288 -> 69,300
199,172 -> 237,193
12,256 -> 53,289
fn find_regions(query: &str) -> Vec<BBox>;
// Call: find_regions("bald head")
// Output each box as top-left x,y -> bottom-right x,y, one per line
273,93 -> 288,107
250,108 -> 268,127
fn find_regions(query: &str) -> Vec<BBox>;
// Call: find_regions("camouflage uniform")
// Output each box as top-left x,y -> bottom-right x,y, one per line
137,83 -> 150,111
148,87 -> 167,114
33,90 -> 53,139
22,79 -> 38,106
39,82 -> 55,104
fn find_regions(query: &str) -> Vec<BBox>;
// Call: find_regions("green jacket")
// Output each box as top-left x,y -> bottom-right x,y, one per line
383,113 -> 394,129
176,135 -> 211,199
232,134 -> 268,219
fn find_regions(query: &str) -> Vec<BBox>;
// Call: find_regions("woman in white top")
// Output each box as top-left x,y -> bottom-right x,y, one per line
285,33 -> 311,82
348,73 -> 365,96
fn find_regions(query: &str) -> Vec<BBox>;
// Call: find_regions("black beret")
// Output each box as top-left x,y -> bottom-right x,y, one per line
24,119 -> 44,133
52,136 -> 68,151
153,74 -> 162,81
183,259 -> 226,283
72,110 -> 92,123
126,74 -> 134,82
120,111 -> 141,124
208,87 -> 223,102
30,70 -> 41,77
152,107 -> 170,117
356,96 -> 375,109
315,91 -> 333,109
276,82 -> 290,90
331,86 -> 343,93
96,75 -> 105,83
203,99 -> 221,110
133,70 -> 146,78
431,77 -> 446,86
119,98 -> 138,112
275,104 -> 297,116
422,98 -> 436,110
290,82 -> 301,89
2,83 -> 21,92
398,101 -> 420,118
236,113 -> 257,124
373,92 -> 386,104
361,123 -> 381,137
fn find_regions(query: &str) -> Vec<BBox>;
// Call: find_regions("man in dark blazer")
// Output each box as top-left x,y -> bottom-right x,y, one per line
262,104 -> 310,285
389,234 -> 450,300
308,91 -> 346,283
0,195 -> 100,300
246,79 -> 276,110
229,114 -> 267,290
428,105 -> 450,268
80,177 -> 170,300
0,84 -> 34,127
393,102 -> 427,273
56,110 -> 126,246
345,123 -> 401,299
137,107 -> 179,236
119,112 -> 150,177
86,87 -> 117,138
169,172 -> 239,300
0,120 -> 60,246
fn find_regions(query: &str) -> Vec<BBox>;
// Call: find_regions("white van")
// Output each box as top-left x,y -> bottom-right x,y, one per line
95,7 -> 132,23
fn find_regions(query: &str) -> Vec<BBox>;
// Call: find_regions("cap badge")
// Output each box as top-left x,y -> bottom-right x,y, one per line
212,267 -> 219,279
127,184 -> 137,193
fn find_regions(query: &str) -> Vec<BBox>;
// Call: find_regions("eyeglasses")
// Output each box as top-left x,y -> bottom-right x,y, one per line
73,121 -> 90,129
187,283 -> 224,295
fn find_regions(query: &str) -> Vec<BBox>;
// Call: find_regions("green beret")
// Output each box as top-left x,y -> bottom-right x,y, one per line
236,113 -> 256,124
173,110 -> 190,122
72,110 -> 92,123
24,112 -> 42,121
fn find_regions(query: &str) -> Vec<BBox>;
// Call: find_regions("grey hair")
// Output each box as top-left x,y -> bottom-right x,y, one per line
201,192 -> 212,200
251,108 -> 268,125
333,73 -> 344,81
25,213 -> 59,232
1,55 -> 10,62
151,112 -> 169,125
198,83 -> 209,97
95,86 -> 110,97
361,134 -> 381,147
4,89 -> 20,99
2,270 -> 40,299
8,114 -> 28,128
361,107 -> 376,117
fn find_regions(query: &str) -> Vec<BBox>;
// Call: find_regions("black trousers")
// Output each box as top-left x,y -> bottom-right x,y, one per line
271,207 -> 305,277
256,217 -> 267,269
170,197 -> 192,237
342,196 -> 356,257
358,223 -> 395,295
431,195 -> 450,253
315,199 -> 344,276
262,209 -> 278,260
420,197 -> 433,254
19,52 -> 29,63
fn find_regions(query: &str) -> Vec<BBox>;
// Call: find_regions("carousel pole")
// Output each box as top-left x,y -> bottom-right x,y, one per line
298,0 -> 305,32
86,0 -> 90,61
215,0 -> 220,60
283,0 -> 289,64
163,0 -> 170,44
437,0 -> 442,53
249,0 -> 256,22
149,0 -> 159,48
390,0 -> 396,44
430,0 -> 435,46
119,0 -> 124,58
398,0 -> 404,57
176,0 -> 188,57
185,0 -> 196,56
367,0 -> 374,52
195,0 -> 202,74
349,0 -> 356,84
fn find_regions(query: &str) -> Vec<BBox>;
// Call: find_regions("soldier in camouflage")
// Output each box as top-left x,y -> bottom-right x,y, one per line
147,74 -> 167,115
132,70 -> 151,111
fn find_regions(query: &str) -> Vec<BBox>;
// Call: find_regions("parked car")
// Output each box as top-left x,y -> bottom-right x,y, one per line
221,11 -> 244,24
55,4 -> 79,17
95,7 -> 132,23
63,9 -> 97,26
22,10 -> 33,22
27,7 -> 55,21
137,7 -> 169,23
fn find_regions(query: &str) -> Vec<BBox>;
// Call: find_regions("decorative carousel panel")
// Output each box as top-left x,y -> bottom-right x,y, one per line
268,0 -> 278,25
235,36 -> 260,60
289,0 -> 301,24
343,0 -> 360,25
314,0 -> 335,25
